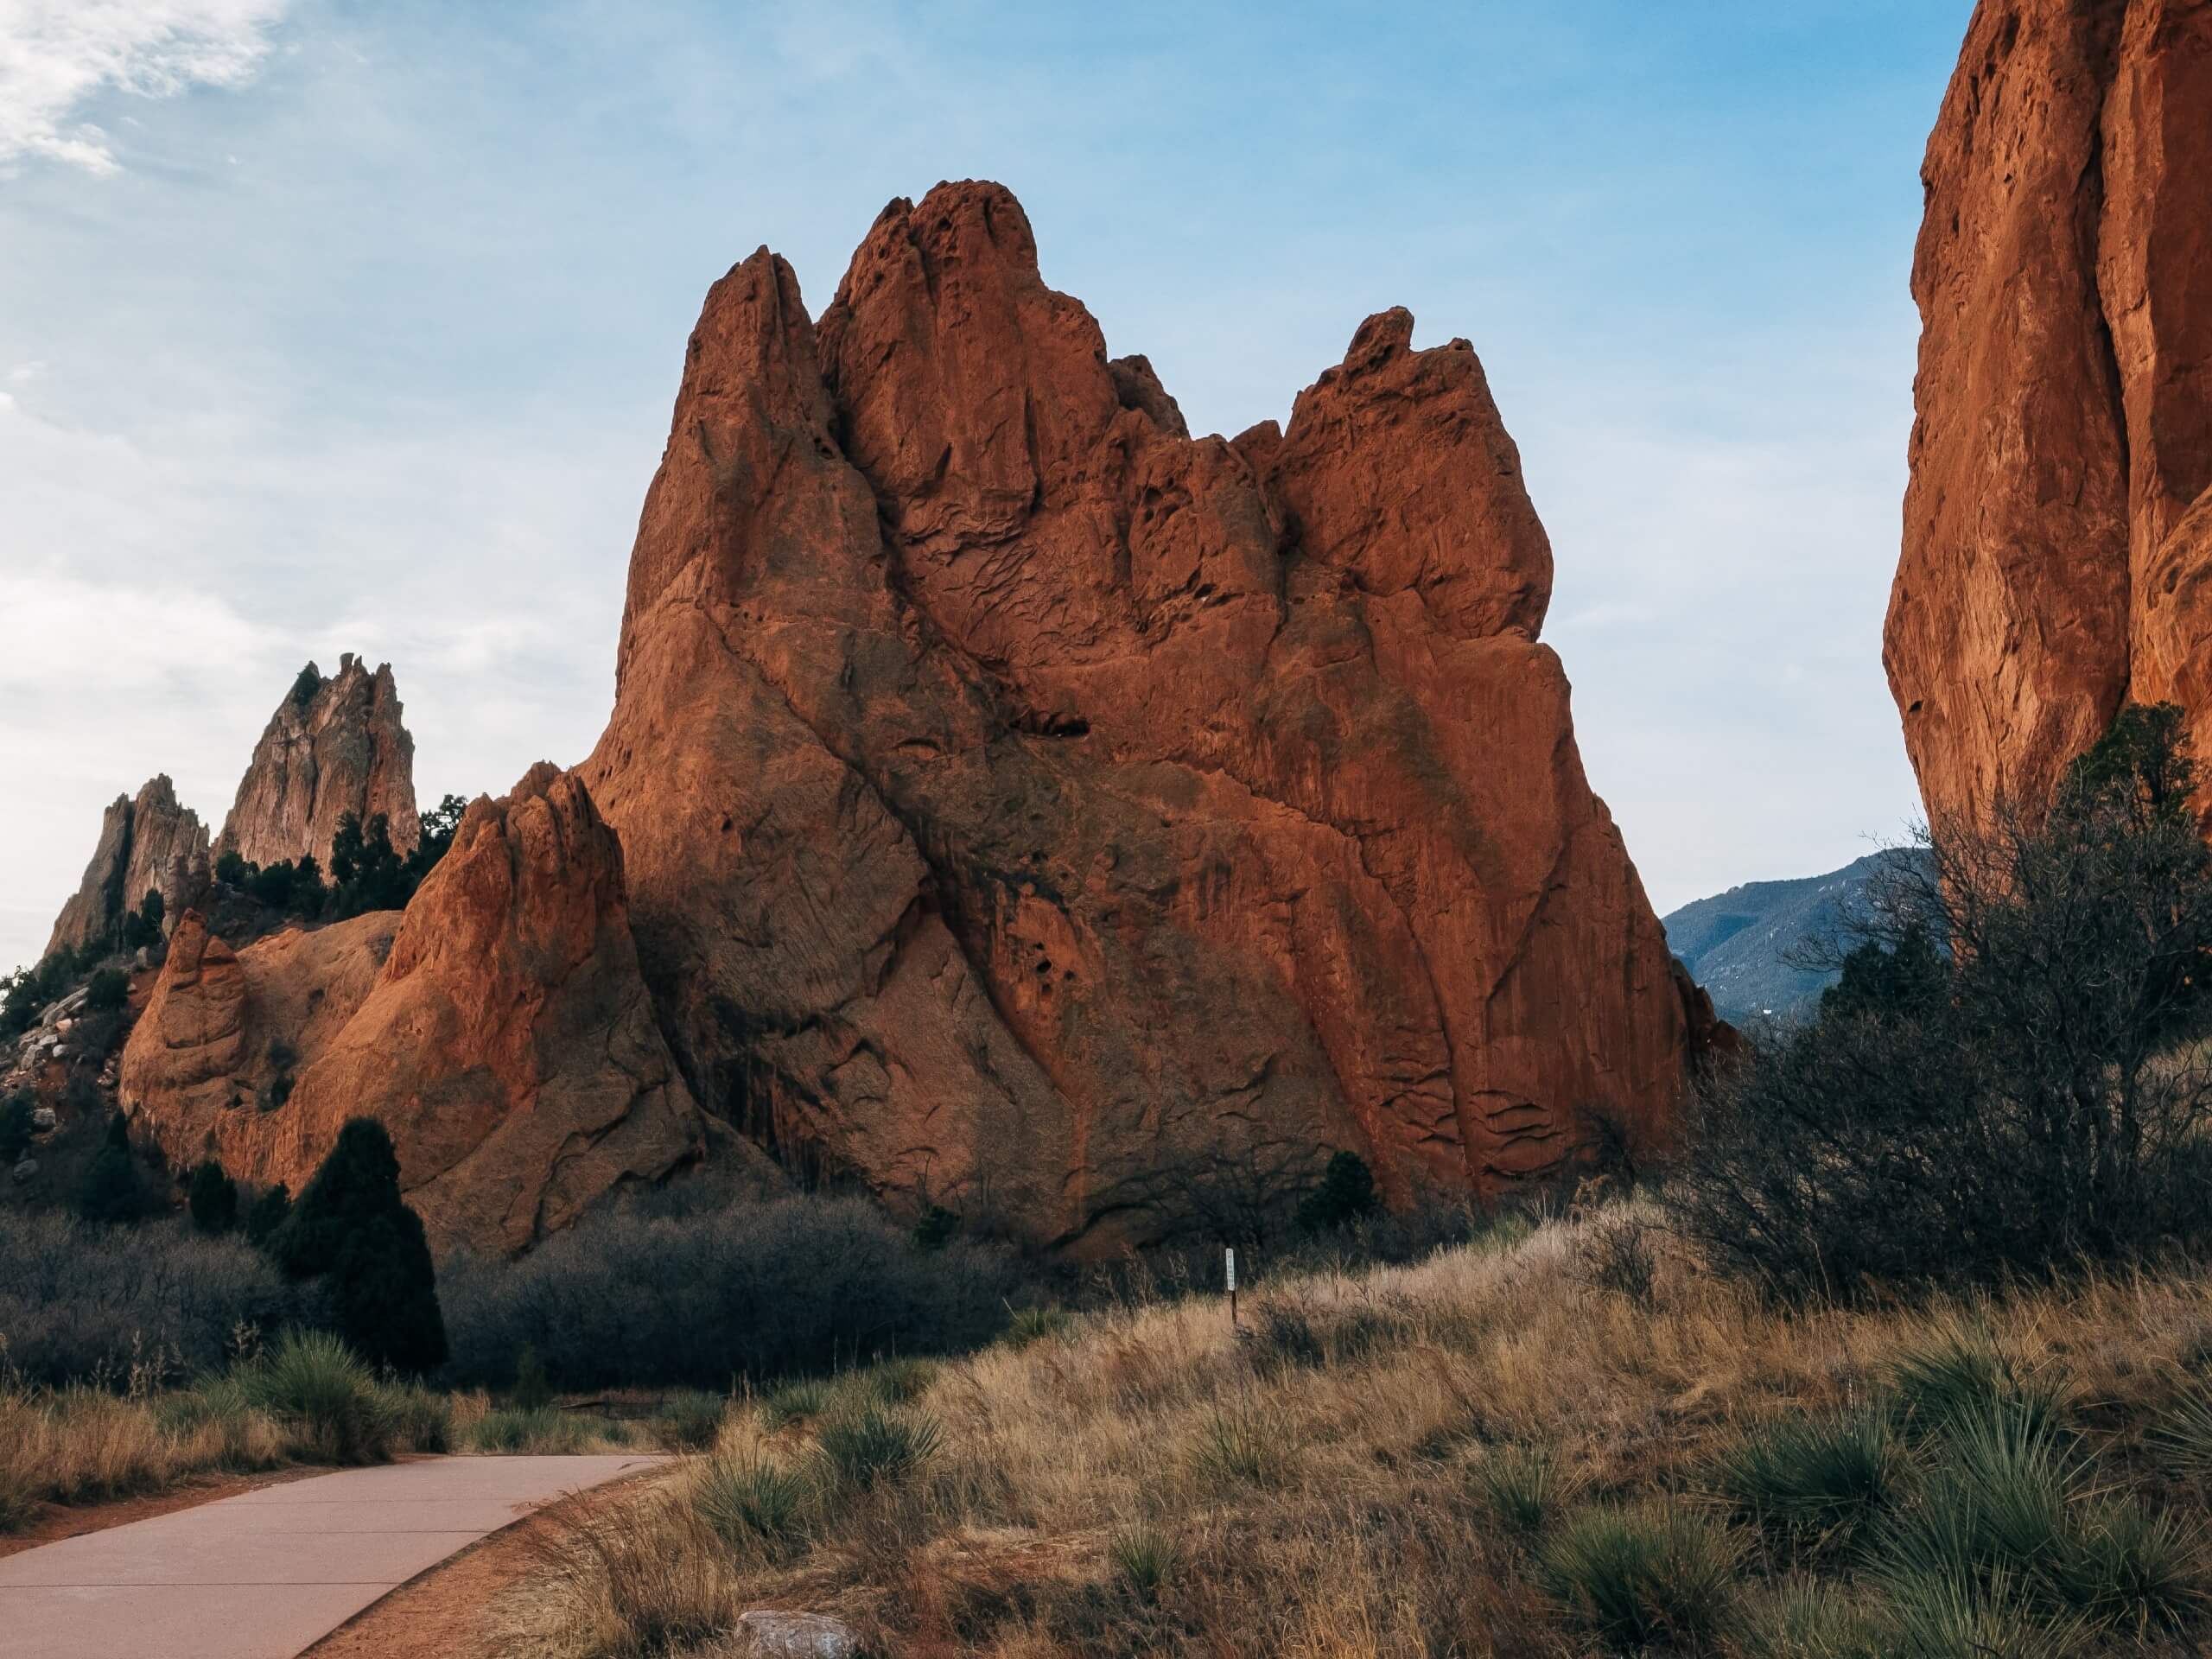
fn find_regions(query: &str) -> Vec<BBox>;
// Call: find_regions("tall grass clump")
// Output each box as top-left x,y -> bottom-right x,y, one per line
1475,1445 -> 1567,1535
1718,1406 -> 1898,1543
1539,1503 -> 1738,1649
814,1406 -> 940,1494
692,1451 -> 808,1557
236,1330 -> 390,1464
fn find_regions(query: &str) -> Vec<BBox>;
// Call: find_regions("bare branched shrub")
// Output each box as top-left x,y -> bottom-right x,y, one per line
1674,704 -> 2212,1300
438,1192 -> 1029,1391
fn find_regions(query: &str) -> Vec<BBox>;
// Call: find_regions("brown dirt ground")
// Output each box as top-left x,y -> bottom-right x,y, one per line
304,1470 -> 664,1659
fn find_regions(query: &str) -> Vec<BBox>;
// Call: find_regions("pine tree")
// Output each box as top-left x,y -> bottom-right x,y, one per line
78,1112 -> 148,1224
271,1119 -> 448,1375
187,1160 -> 238,1234
1296,1150 -> 1381,1234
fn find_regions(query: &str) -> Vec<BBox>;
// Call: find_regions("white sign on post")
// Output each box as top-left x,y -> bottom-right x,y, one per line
1224,1247 -> 1236,1291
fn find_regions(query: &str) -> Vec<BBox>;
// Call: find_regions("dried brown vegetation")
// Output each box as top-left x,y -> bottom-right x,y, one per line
486,1208 -> 2212,1656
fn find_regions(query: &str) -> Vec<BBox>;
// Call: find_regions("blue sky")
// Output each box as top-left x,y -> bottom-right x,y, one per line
0,0 -> 1971,974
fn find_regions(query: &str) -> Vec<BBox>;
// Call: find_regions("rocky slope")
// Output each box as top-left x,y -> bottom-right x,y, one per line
120,766 -> 723,1254
576,181 -> 1702,1250
218,655 -> 420,868
1886,0 -> 2212,823
1662,850 -> 1934,1025
44,776 -> 210,957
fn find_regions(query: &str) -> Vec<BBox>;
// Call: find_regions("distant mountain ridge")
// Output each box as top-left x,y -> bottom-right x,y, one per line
1662,849 -> 1931,1025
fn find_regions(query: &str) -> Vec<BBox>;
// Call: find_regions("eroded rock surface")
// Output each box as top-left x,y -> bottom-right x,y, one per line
581,181 -> 1694,1249
46,776 -> 211,957
124,769 -> 715,1253
219,655 -> 420,868
1887,0 -> 2212,823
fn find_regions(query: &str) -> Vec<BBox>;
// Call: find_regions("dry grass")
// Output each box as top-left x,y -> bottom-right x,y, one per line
488,1205 -> 2212,1658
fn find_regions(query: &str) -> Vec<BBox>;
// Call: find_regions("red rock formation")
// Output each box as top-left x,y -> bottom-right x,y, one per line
581,181 -> 1694,1249
46,775 -> 211,957
1887,0 -> 2212,823
124,768 -> 723,1254
219,655 -> 420,868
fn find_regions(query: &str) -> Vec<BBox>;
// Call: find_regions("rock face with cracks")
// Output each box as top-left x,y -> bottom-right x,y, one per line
123,767 -> 714,1254
45,775 -> 211,957
219,654 -> 421,869
579,181 -> 1697,1251
1887,0 -> 2212,823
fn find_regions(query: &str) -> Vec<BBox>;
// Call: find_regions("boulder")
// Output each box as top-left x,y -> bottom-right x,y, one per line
45,775 -> 211,957
580,180 -> 1697,1249
218,654 -> 421,868
1886,0 -> 2212,823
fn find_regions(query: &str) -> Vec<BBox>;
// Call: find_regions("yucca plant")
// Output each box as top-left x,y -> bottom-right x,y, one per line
2149,1374 -> 2212,1483
1109,1520 -> 1180,1604
1880,1567 -> 2093,1659
1872,1402 -> 2078,1592
2044,1493 -> 2207,1633
692,1451 -> 808,1556
755,1377 -> 833,1432
1474,1445 -> 1567,1536
861,1357 -> 937,1406
238,1330 -> 389,1464
1001,1306 -> 1073,1350
1718,1406 -> 1899,1545
1191,1406 -> 1284,1487
1539,1503 -> 1739,1649
815,1406 -> 940,1493
1730,1575 -> 1886,1659
1888,1323 -> 2063,1445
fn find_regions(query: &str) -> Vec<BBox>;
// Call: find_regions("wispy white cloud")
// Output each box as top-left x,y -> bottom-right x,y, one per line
0,0 -> 289,174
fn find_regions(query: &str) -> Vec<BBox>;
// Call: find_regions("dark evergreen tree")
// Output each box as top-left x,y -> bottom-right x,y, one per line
271,1119 -> 448,1375
1296,1150 -> 1381,1233
243,1181 -> 292,1246
187,1160 -> 238,1234
122,887 -> 165,950
0,1091 -> 35,1164
1819,923 -> 1946,1021
84,967 -> 129,1012
78,1112 -> 149,1224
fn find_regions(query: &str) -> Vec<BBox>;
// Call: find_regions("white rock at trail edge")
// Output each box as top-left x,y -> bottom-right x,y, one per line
728,1611 -> 861,1658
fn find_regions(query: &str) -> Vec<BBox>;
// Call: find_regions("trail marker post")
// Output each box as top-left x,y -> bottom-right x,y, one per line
1226,1246 -> 1237,1328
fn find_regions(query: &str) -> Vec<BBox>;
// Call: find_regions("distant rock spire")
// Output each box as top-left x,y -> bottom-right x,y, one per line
217,654 -> 420,868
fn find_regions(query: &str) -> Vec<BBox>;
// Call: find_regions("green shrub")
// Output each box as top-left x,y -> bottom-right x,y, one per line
1474,1445 -> 1565,1535
815,1407 -> 939,1493
1880,1570 -> 2091,1659
242,1183 -> 290,1247
187,1161 -> 238,1235
1540,1503 -> 1739,1649
374,1382 -> 452,1454
1717,1406 -> 1897,1542
912,1203 -> 960,1250
1109,1521 -> 1179,1604
653,1389 -> 727,1451
0,1091 -> 34,1165
238,1330 -> 390,1464
2045,1494 -> 2206,1630
76,1113 -> 149,1224
861,1357 -> 936,1406
756,1378 -> 833,1432
469,1407 -> 594,1454
270,1119 -> 447,1376
83,968 -> 127,1013
693,1452 -> 807,1555
1001,1305 -> 1072,1350
511,1343 -> 553,1411
1875,1402 -> 2078,1591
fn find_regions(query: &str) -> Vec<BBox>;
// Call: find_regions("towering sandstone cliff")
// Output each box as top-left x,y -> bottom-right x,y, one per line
1886,0 -> 2212,821
46,775 -> 209,956
575,181 -> 1695,1249
119,183 -> 1705,1251
219,654 -> 420,868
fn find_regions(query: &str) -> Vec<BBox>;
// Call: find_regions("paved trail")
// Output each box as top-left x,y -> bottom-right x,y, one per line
0,1453 -> 661,1659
